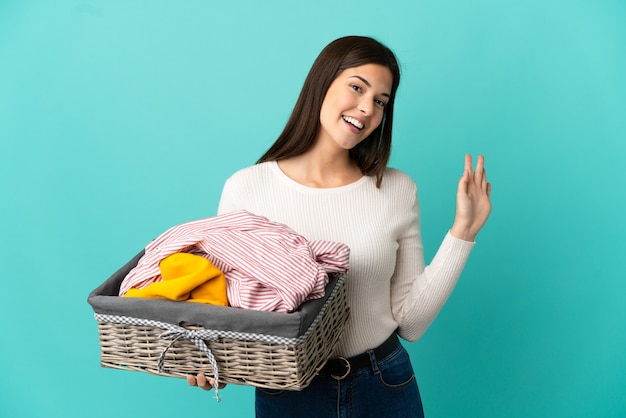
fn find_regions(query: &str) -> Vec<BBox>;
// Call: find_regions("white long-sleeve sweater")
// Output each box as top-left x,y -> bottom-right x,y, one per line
217,161 -> 474,358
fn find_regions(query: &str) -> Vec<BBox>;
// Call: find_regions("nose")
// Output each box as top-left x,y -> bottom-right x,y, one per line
358,98 -> 374,116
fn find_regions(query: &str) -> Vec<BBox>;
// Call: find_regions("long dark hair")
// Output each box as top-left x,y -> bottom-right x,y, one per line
257,36 -> 401,187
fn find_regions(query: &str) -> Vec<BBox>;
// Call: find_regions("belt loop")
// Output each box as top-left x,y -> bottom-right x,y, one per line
367,349 -> 380,375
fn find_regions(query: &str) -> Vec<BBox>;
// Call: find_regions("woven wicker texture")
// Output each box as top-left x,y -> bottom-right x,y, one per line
96,276 -> 348,390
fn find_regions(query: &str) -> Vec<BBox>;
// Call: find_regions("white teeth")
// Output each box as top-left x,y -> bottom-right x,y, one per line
343,116 -> 364,129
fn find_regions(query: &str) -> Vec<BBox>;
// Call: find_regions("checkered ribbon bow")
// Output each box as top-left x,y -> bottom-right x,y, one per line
94,314 -> 222,402
157,325 -> 221,401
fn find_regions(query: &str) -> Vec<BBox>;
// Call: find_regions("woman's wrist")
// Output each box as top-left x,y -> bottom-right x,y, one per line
449,223 -> 477,242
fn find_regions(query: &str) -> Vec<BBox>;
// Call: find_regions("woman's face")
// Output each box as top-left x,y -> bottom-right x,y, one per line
317,63 -> 393,152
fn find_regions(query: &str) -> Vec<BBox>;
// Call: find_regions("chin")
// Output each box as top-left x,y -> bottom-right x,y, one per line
337,138 -> 366,150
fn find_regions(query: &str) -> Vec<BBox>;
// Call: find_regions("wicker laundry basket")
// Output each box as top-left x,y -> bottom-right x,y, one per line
88,251 -> 349,393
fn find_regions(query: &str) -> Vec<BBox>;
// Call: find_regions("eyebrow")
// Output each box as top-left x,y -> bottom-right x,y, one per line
349,75 -> 391,97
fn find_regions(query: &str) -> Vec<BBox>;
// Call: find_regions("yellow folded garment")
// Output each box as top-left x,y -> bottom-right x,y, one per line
124,252 -> 228,306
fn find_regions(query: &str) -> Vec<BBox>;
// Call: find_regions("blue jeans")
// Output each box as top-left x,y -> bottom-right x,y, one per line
255,339 -> 424,417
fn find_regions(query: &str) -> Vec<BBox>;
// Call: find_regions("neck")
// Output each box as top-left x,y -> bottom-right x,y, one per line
278,147 -> 362,188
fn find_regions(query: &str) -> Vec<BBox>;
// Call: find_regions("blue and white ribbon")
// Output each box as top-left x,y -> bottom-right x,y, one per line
94,314 -> 223,401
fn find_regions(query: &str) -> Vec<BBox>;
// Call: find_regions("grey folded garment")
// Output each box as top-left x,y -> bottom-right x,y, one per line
87,250 -> 341,338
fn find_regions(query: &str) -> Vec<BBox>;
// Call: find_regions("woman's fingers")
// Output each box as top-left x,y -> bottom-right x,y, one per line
473,155 -> 485,183
472,155 -> 491,199
482,168 -> 489,192
197,373 -> 209,388
464,154 -> 490,194
188,373 -> 215,391
452,153 -> 492,240
464,153 -> 472,176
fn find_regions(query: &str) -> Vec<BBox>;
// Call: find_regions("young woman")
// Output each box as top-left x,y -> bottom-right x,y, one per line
188,35 -> 492,417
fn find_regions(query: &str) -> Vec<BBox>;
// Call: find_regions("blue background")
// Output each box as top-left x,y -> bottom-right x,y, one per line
1,1 -> 624,417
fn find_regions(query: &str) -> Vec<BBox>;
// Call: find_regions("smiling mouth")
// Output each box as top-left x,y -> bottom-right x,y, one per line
342,115 -> 364,130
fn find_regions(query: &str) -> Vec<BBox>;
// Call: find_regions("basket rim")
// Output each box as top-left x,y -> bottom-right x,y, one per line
94,275 -> 345,345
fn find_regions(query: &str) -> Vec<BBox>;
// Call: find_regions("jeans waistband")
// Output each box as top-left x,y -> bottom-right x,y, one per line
319,333 -> 399,380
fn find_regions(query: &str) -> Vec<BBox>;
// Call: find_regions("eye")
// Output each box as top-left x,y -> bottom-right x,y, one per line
375,99 -> 387,108
350,84 -> 363,92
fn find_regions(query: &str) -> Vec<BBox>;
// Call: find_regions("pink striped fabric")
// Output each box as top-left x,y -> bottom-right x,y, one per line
118,210 -> 350,312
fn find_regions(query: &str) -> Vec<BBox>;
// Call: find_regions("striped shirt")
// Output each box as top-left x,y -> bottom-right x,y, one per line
118,210 -> 350,313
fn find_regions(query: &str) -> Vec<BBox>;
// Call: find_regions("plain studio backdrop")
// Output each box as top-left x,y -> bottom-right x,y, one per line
1,1 -> 624,417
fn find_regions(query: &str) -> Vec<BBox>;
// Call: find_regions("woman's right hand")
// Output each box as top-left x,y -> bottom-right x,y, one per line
186,373 -> 227,391
450,154 -> 492,242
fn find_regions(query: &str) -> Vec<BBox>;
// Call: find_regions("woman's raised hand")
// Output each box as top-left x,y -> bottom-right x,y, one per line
450,154 -> 492,242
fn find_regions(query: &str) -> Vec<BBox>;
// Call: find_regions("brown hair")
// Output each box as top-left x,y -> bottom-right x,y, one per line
257,36 -> 401,187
